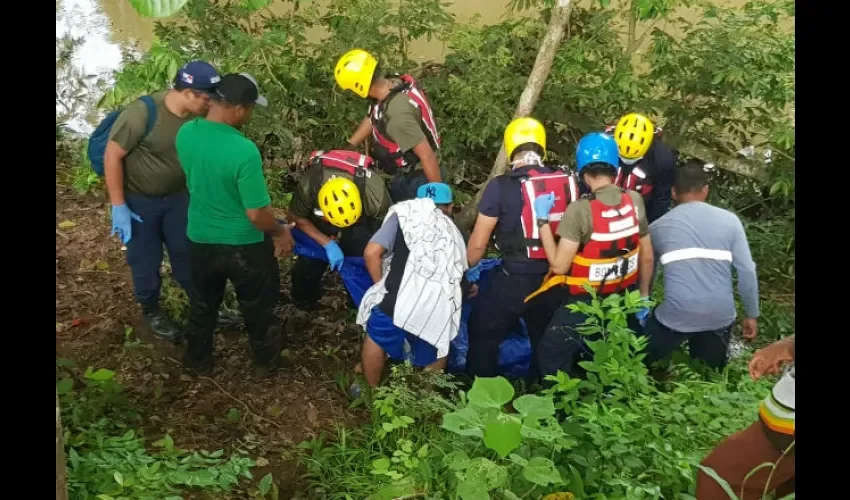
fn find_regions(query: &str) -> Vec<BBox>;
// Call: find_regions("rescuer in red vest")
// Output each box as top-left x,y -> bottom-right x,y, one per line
287,150 -> 392,310
525,132 -> 655,377
334,49 -> 444,203
605,113 -> 678,224
465,117 -> 580,378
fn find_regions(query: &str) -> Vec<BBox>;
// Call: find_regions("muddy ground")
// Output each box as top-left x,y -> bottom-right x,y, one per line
56,181 -> 367,498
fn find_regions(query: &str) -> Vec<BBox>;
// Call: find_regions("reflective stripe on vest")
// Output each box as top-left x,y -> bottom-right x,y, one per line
615,166 -> 652,196
517,170 -> 579,260
659,248 -> 733,266
309,149 -> 374,175
524,192 -> 641,301
369,74 -> 440,169
758,365 -> 795,435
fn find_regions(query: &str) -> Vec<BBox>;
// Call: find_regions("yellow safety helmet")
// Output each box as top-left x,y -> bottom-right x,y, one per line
334,49 -> 378,99
504,117 -> 546,160
317,177 -> 363,228
613,113 -> 655,160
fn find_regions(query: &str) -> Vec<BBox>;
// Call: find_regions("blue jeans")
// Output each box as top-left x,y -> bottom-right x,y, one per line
125,192 -> 192,310
642,312 -> 732,369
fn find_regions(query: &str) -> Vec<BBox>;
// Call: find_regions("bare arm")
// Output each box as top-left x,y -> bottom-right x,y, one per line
551,238 -> 580,275
246,206 -> 286,236
364,242 -> 386,283
467,214 -> 498,266
104,141 -> 129,205
348,117 -> 373,146
537,223 -> 559,269
412,139 -> 441,183
290,213 -> 332,247
638,234 -> 655,297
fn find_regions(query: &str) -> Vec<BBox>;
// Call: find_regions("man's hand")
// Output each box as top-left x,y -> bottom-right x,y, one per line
533,192 -> 555,218
272,222 -> 296,258
748,336 -> 794,380
742,317 -> 758,341
467,284 -> 479,299
324,240 -> 345,272
111,204 -> 143,244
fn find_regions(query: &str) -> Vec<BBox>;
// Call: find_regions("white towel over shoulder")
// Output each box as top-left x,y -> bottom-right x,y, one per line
357,198 -> 467,358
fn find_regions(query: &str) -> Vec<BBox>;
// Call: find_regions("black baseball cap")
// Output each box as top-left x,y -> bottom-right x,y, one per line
214,73 -> 268,107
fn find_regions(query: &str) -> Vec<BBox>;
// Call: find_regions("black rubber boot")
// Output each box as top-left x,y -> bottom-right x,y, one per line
142,307 -> 182,343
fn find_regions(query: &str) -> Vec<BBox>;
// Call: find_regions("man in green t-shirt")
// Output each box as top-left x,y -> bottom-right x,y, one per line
333,49 -> 445,202
105,60 -> 220,341
287,151 -> 392,310
176,73 -> 294,376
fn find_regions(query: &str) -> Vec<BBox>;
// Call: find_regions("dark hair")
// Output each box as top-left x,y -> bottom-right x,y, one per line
581,162 -> 617,178
674,160 -> 709,194
510,143 -> 545,162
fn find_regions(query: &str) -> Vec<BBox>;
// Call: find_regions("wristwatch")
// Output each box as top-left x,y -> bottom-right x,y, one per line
536,218 -> 549,228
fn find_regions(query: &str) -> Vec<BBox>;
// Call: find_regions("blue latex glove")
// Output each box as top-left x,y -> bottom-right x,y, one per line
324,240 -> 345,272
533,192 -> 556,219
636,296 -> 651,327
465,263 -> 482,283
110,204 -> 143,244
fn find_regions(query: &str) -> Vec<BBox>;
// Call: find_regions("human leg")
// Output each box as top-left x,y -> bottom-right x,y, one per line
523,286 -> 571,379
290,256 -> 328,310
228,238 -> 282,372
696,421 -> 795,499
536,298 -> 595,378
688,324 -> 733,370
641,312 -> 689,366
183,242 -> 227,374
361,334 -> 388,387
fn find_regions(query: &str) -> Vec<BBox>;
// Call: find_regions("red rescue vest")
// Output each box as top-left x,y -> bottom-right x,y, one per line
306,150 -> 374,230
369,74 -> 440,171
511,168 -> 579,260
524,190 -> 641,302
604,124 -> 662,197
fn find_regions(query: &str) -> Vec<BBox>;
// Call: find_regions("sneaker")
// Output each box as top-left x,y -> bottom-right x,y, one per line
142,308 -> 182,343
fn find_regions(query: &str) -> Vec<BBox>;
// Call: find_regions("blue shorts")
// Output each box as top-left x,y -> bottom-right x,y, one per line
366,306 -> 438,367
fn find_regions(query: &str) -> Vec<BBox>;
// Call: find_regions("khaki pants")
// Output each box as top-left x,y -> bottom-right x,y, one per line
697,420 -> 795,499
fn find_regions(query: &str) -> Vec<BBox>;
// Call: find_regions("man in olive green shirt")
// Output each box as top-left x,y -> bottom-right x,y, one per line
334,50 -> 444,202
288,155 -> 392,310
530,132 -> 655,377
104,60 -> 220,341
176,73 -> 294,376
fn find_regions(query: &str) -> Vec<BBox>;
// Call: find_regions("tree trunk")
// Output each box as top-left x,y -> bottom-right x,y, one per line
455,0 -> 574,231
56,390 -> 69,500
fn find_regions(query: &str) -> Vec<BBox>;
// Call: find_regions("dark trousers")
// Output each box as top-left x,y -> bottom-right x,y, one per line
290,226 -> 371,310
389,166 -> 448,203
537,291 -> 643,378
465,268 -> 546,378
642,312 -> 732,369
184,238 -> 281,367
125,192 -> 192,310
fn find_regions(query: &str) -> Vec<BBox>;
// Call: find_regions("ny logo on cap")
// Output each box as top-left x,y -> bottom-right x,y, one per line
426,186 -> 437,198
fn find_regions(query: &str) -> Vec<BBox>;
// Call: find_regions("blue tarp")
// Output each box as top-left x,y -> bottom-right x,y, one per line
291,228 -> 531,377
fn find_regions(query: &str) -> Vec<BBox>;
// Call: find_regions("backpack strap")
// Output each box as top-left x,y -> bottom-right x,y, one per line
138,95 -> 158,139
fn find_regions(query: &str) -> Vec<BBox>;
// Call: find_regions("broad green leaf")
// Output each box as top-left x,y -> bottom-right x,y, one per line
57,378 -> 74,394
129,0 -> 191,18
696,465 -> 738,499
113,472 -> 124,486
457,479 -> 490,500
467,377 -> 514,408
522,456 -> 563,486
367,479 -> 419,500
466,457 -> 508,489
243,0 -> 273,10
258,473 -> 273,495
483,417 -> 522,457
85,368 -> 115,381
442,408 -> 484,437
226,408 -> 242,423
443,450 -> 471,471
372,458 -> 391,471
513,394 -> 555,419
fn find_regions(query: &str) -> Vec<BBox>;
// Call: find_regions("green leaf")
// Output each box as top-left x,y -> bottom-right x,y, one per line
57,378 -> 74,394
258,473 -> 273,495
522,456 -> 563,486
467,377 -> 515,408
113,472 -> 124,486
129,0 -> 190,18
444,450 -> 471,471
442,408 -> 484,437
226,408 -> 242,423
457,479 -> 490,500
372,458 -> 391,471
466,457 -> 508,489
483,417 -> 522,457
85,368 -> 115,381
243,0 -> 273,10
513,394 -> 555,419
696,465 -> 738,499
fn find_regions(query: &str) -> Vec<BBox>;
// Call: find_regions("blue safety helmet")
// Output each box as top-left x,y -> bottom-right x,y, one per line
416,182 -> 453,204
576,132 -> 620,174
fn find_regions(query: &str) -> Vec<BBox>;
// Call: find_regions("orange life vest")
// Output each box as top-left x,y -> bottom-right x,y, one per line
525,190 -> 641,302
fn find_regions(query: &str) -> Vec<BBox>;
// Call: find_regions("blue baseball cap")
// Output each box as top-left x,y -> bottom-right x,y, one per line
417,182 -> 453,204
175,60 -> 221,91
